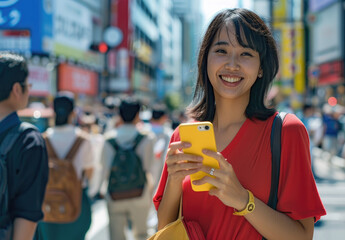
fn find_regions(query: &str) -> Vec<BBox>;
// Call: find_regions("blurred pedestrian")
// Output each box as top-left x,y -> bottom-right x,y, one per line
150,103 -> 173,190
37,91 -> 94,240
322,103 -> 341,158
301,103 -> 323,181
79,111 -> 105,199
153,8 -> 326,239
100,96 -> 155,240
0,52 -> 49,240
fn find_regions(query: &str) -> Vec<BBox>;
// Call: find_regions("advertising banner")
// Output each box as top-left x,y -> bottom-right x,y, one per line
0,0 -> 53,53
294,23 -> 305,93
309,0 -> 337,12
311,2 -> 342,64
58,63 -> 98,96
28,64 -> 52,96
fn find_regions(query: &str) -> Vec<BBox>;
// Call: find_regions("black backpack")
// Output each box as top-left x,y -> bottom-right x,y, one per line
107,134 -> 146,200
0,122 -> 36,239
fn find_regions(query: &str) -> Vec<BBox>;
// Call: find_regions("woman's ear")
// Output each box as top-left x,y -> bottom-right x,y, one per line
258,69 -> 263,78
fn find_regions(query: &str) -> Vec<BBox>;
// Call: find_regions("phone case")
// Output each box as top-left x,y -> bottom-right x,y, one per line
179,121 -> 219,192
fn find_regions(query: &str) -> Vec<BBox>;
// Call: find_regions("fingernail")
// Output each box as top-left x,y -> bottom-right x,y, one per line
184,142 -> 191,147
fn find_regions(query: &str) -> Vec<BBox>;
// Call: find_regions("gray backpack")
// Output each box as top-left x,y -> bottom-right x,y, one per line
0,123 -> 35,239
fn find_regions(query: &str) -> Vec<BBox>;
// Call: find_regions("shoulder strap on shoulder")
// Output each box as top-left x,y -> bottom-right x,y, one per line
133,133 -> 144,149
108,133 -> 144,151
268,112 -> 288,209
107,138 -> 119,150
65,136 -> 85,160
262,112 -> 288,240
43,135 -> 59,159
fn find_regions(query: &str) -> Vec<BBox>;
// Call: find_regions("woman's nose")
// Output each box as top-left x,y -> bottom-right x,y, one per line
224,56 -> 240,70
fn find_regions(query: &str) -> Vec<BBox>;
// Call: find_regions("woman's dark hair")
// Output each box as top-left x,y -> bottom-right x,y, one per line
53,91 -> 75,126
187,8 -> 279,121
0,52 -> 28,101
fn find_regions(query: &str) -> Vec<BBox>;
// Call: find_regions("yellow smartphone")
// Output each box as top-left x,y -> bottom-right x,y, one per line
179,121 -> 219,192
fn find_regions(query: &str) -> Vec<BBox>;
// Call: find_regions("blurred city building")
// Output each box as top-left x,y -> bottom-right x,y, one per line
0,0 -> 203,114
253,0 -> 344,110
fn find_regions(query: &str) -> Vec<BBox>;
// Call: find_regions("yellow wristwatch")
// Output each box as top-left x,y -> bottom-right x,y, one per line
233,189 -> 255,216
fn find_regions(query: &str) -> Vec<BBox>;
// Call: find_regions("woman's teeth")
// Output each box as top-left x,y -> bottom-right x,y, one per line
221,76 -> 241,83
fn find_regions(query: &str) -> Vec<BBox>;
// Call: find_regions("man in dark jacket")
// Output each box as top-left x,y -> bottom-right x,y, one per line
0,52 -> 49,240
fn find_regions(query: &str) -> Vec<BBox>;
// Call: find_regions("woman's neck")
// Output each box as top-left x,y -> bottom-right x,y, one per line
213,96 -> 248,131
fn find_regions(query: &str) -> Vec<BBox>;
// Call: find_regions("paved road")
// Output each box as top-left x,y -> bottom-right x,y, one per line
86,148 -> 345,240
313,148 -> 345,240
85,200 -> 157,240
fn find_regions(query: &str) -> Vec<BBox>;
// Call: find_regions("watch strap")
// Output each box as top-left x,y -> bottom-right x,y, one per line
233,189 -> 255,216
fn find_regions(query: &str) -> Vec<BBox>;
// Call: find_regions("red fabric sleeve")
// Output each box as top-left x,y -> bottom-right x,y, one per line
278,114 -> 326,222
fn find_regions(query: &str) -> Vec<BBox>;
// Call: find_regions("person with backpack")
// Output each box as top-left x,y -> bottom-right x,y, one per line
0,52 -> 49,240
36,91 -> 94,240
100,96 -> 155,240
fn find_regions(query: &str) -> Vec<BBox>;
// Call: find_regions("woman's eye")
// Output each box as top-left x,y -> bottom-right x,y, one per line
241,52 -> 253,57
215,49 -> 227,54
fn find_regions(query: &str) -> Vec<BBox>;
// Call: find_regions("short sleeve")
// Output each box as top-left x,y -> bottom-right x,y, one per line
278,114 -> 326,222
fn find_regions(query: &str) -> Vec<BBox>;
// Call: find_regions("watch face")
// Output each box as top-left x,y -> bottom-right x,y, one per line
248,203 -> 255,212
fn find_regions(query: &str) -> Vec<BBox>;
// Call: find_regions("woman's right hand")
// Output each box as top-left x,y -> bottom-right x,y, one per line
165,141 -> 203,184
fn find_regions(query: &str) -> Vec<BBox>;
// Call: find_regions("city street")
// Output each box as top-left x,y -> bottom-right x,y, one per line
313,148 -> 345,239
86,148 -> 345,240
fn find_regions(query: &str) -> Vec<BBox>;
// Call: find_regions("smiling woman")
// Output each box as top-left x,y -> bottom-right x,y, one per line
152,8 -> 326,240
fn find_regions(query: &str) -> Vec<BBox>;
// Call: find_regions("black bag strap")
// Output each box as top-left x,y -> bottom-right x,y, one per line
262,112 -> 287,240
108,133 -> 144,151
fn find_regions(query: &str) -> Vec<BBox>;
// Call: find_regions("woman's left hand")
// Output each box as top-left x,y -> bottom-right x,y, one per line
192,149 -> 249,211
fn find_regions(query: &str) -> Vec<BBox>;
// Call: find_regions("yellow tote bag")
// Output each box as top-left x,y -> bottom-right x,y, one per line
147,198 -> 189,240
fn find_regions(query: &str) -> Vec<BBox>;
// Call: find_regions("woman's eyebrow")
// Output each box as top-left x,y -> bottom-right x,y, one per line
214,41 -> 229,46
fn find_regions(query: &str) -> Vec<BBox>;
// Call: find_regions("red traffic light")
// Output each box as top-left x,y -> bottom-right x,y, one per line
89,42 -> 109,53
98,42 -> 109,53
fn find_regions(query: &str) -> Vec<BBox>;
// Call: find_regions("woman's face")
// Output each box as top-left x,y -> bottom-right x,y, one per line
207,21 -> 261,102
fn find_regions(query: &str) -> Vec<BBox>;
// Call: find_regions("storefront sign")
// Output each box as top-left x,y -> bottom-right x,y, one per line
318,60 -> 344,86
0,0 -> 53,53
58,63 -> 98,96
0,29 -> 30,52
54,0 -> 92,51
28,65 -> 51,96
309,0 -> 337,12
310,2 -> 342,64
